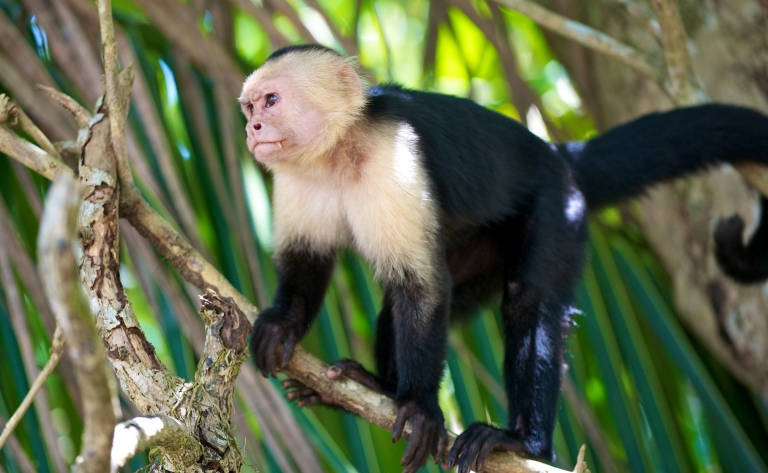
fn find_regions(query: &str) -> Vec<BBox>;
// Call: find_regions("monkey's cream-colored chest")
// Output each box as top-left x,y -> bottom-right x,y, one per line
270,126 -> 437,279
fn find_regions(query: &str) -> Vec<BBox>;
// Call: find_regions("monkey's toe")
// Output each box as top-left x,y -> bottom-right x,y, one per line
393,401 -> 447,473
326,359 -> 387,394
282,359 -> 386,408
448,423 -> 550,473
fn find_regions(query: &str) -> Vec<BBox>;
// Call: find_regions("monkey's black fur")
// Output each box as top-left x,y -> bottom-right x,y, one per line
249,45 -> 768,473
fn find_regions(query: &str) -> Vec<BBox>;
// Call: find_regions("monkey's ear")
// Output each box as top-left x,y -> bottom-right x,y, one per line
338,62 -> 364,102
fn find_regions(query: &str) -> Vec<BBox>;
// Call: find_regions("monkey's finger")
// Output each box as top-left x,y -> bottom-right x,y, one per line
434,430 -> 448,464
400,416 -> 423,466
286,387 -> 316,401
460,429 -> 492,473
280,334 -> 297,369
447,432 -> 469,468
475,434 -> 501,472
392,406 -> 409,443
281,379 -> 306,390
403,437 -> 429,473
452,427 -> 484,472
266,337 -> 282,378
254,342 -> 270,378
296,394 -> 323,407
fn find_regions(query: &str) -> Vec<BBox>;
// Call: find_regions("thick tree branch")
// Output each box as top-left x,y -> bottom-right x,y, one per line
38,176 -> 117,473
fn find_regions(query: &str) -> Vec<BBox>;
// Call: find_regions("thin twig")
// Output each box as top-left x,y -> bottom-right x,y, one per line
0,327 -> 64,451
37,85 -> 92,128
98,0 -> 137,195
0,94 -> 62,159
616,0 -> 661,41
0,124 -> 75,180
0,231 -> 67,471
489,0 -> 661,81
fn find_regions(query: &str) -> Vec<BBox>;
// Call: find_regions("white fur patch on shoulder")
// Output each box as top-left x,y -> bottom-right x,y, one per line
344,122 -> 439,283
270,121 -> 439,284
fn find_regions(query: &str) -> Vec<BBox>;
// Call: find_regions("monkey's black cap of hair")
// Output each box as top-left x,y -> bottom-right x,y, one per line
265,44 -> 342,63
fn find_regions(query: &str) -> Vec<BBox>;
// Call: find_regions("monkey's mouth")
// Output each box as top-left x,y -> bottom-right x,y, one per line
252,140 -> 285,151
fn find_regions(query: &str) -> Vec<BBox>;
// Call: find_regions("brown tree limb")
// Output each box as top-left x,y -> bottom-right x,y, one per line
77,90 -> 187,415
0,94 -> 62,159
37,85 -> 92,129
0,123 -> 74,180
38,176 -> 117,473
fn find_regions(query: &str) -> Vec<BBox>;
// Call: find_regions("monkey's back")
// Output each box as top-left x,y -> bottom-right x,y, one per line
365,84 -> 562,225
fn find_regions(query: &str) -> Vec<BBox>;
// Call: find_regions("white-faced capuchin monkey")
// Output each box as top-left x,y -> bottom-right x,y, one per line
240,44 -> 768,473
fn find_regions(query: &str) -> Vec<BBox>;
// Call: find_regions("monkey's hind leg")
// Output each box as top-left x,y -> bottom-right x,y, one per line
448,189 -> 586,473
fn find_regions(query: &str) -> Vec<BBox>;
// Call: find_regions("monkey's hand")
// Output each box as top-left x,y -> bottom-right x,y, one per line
447,423 -> 552,473
282,359 -> 389,407
393,400 -> 448,473
249,307 -> 303,378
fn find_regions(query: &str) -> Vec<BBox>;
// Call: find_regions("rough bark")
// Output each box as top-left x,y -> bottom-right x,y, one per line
545,0 -> 768,398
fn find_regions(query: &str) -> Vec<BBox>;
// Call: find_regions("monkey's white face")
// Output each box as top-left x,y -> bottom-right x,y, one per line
240,77 -> 325,164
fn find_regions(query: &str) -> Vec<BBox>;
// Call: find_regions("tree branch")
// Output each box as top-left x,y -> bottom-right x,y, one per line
0,327 -> 64,451
98,0 -> 137,196
489,0 -> 660,80
38,175 -> 117,473
37,85 -> 92,129
0,122 -> 74,181
648,0 -> 698,103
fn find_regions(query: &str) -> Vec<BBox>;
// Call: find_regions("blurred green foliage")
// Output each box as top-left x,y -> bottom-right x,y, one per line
0,0 -> 767,472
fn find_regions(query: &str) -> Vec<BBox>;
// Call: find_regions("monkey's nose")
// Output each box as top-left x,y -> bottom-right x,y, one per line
253,123 -> 262,131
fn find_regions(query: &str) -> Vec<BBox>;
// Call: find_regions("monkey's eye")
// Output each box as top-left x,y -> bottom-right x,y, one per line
247,103 -> 254,114
265,93 -> 278,108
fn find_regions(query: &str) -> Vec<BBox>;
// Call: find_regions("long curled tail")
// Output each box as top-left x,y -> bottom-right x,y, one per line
558,104 -> 768,283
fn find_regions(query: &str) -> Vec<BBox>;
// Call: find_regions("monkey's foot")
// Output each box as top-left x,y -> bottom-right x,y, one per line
393,400 -> 448,473
282,359 -> 386,407
250,308 -> 303,378
448,423 -> 552,473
